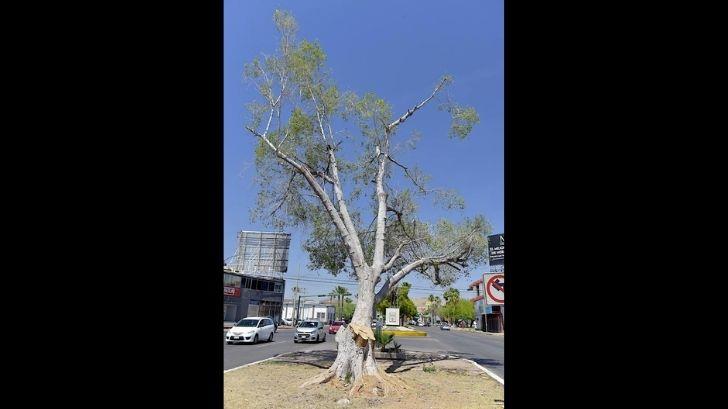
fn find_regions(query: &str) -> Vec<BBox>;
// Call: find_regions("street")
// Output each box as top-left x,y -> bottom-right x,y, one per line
224,326 -> 504,378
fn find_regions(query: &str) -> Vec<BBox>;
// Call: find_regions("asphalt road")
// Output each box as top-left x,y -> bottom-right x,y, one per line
394,327 -> 504,378
224,328 -> 336,370
224,326 -> 504,378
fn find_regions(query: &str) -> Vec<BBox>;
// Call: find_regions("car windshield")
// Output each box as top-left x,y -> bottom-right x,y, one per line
300,321 -> 318,328
236,319 -> 259,327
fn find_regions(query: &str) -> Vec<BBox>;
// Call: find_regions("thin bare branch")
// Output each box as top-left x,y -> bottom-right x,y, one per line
386,77 -> 448,132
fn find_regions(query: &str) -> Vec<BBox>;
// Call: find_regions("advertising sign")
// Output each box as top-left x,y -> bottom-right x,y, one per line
488,234 -> 505,266
483,273 -> 504,305
385,308 -> 400,326
224,286 -> 241,297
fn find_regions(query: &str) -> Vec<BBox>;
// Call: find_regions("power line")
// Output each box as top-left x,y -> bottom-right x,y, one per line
284,276 -> 473,293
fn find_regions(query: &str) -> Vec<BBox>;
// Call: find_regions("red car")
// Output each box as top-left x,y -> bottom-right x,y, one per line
328,320 -> 346,334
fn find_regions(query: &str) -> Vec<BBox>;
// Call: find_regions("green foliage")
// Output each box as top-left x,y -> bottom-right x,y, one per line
303,209 -> 350,275
397,282 -> 418,320
273,9 -> 297,36
374,326 -> 394,349
438,299 -> 475,323
375,298 -> 391,315
375,282 -> 417,322
245,11 -> 490,288
289,40 -> 326,85
443,287 -> 460,304
423,364 -> 437,373
342,300 -> 355,320
440,103 -> 480,139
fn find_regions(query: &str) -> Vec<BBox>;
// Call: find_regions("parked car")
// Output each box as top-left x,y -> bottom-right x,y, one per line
440,324 -> 451,331
294,320 -> 327,343
328,320 -> 346,334
226,317 -> 276,344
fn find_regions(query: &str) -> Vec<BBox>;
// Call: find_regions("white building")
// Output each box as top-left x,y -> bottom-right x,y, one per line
282,300 -> 336,323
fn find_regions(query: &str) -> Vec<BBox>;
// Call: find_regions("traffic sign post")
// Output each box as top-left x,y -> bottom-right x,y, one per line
483,273 -> 504,305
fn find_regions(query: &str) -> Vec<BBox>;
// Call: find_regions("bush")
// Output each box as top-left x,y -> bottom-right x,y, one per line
374,326 -> 395,350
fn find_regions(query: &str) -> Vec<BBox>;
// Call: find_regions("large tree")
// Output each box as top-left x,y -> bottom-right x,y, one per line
244,11 -> 490,395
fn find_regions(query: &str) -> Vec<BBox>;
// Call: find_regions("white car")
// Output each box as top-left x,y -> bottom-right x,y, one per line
294,320 -> 327,343
226,317 -> 276,344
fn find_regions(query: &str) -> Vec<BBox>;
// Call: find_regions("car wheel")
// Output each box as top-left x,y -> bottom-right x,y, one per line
268,332 -> 273,342
294,339 -> 298,343
253,334 -> 258,344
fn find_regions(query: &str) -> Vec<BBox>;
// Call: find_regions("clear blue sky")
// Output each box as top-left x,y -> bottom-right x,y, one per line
225,0 -> 503,302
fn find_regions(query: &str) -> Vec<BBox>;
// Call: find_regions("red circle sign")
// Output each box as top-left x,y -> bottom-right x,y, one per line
486,274 -> 505,303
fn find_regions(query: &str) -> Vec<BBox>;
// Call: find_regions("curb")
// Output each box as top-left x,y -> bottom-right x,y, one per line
462,359 -> 504,385
224,354 -> 280,374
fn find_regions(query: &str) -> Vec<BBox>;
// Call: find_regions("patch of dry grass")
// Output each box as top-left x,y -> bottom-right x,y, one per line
224,355 -> 503,409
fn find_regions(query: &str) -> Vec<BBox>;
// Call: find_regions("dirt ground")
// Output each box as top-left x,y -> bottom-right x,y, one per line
224,350 -> 504,409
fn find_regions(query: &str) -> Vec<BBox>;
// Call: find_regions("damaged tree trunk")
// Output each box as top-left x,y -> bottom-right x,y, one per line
300,270 -> 406,396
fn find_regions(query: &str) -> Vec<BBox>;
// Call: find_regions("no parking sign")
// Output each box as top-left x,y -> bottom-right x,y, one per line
483,273 -> 504,305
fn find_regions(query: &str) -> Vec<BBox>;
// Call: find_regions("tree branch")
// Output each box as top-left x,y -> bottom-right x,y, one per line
386,77 -> 448,132
372,144 -> 388,274
269,171 -> 298,217
374,244 -> 472,305
245,124 -> 366,270
327,145 -> 367,268
382,237 -> 428,271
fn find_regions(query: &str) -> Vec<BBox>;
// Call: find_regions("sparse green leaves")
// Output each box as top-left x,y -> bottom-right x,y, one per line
434,189 -> 465,210
289,40 -> 326,85
273,9 -> 297,36
246,11 -> 492,285
443,104 -> 479,139
288,107 -> 314,137
303,208 -> 350,276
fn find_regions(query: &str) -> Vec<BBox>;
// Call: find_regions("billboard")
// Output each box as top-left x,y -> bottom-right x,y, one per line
488,234 -> 504,266
385,308 -> 400,326
230,231 -> 291,279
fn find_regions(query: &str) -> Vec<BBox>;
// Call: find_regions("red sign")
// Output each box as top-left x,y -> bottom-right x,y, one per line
224,286 -> 241,297
485,274 -> 505,304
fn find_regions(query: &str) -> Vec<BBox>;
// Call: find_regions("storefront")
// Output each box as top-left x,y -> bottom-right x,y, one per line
223,269 -> 285,323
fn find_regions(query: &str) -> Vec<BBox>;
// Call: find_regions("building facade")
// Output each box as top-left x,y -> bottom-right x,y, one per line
468,273 -> 505,333
223,269 -> 285,323
282,300 -> 335,323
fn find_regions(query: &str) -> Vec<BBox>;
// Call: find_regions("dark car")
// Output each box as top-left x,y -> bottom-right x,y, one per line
328,320 -> 345,334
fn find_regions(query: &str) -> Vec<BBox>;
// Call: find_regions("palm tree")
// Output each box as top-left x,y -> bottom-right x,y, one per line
427,294 -> 441,325
333,285 -> 351,319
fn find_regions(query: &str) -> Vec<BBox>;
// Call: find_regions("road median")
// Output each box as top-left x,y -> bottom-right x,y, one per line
224,349 -> 503,408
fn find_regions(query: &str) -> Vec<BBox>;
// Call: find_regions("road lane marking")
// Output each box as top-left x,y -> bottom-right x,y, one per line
224,355 -> 280,373
463,359 -> 504,385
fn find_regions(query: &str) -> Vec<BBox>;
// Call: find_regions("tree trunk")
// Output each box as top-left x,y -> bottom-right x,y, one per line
300,269 -> 405,396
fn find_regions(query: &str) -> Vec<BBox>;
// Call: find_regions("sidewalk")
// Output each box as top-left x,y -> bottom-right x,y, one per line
451,327 -> 504,336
